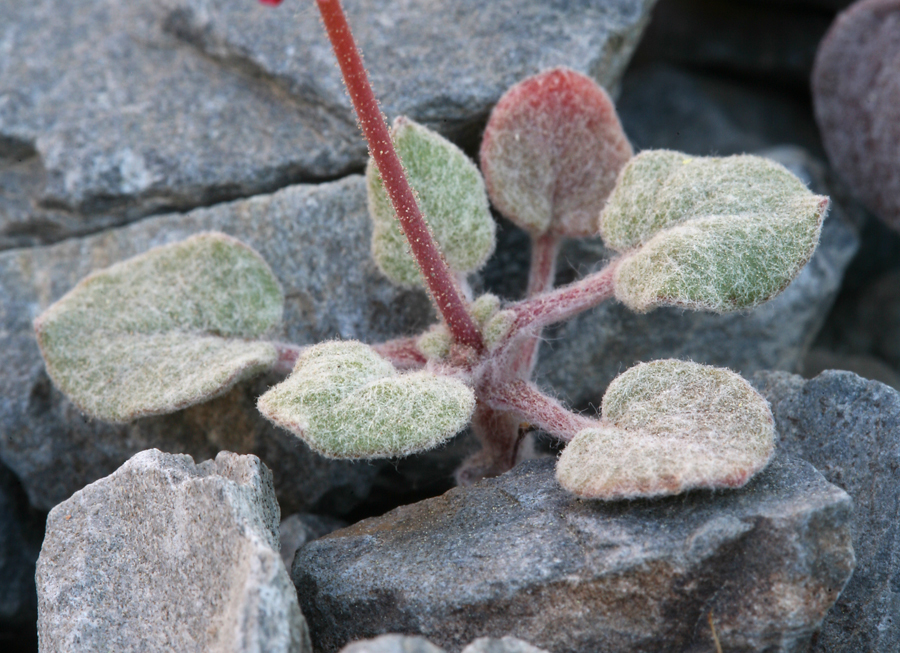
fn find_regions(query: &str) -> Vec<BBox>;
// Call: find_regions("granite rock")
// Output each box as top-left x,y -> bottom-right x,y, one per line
0,176 -> 431,512
0,0 -> 657,249
293,455 -> 854,653
0,0 -> 364,243
164,0 -> 656,142
753,370 -> 900,653
37,449 -> 310,653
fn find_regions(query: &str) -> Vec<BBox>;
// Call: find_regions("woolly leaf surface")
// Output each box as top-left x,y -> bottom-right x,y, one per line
601,151 -> 827,312
257,341 -> 475,458
557,360 -> 775,500
34,232 -> 282,422
367,117 -> 495,286
480,67 -> 633,236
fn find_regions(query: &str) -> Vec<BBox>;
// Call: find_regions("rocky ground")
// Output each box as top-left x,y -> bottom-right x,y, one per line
2,0 -> 898,651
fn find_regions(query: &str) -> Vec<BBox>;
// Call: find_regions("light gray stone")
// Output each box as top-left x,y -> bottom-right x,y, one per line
165,0 -> 656,141
339,635 -> 446,653
526,146 -> 858,409
0,0 -> 364,245
37,449 -> 310,653
753,370 -> 900,653
460,637 -> 549,653
293,455 -> 854,653
0,176 -> 430,512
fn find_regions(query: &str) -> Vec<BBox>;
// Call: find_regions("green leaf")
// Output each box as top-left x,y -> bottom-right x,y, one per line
34,232 -> 283,422
367,117 -> 496,286
556,360 -> 775,500
600,151 -> 828,312
257,341 -> 476,459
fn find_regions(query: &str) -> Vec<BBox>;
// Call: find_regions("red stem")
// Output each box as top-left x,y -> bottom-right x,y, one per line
508,261 -> 618,335
509,232 -> 561,379
484,380 -> 597,442
315,0 -> 484,352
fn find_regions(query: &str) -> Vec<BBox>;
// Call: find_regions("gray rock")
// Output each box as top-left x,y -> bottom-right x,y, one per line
527,146 -> 858,409
801,348 -> 900,390
340,635 -> 446,653
616,63 -> 824,157
461,637 -> 549,653
280,513 -> 345,571
0,0 -> 364,244
1,0 -> 656,249
293,455 -> 854,653
37,449 -> 310,653
165,0 -> 656,140
0,460 -> 43,628
753,370 -> 900,653
634,0 -> 833,86
0,176 -> 431,512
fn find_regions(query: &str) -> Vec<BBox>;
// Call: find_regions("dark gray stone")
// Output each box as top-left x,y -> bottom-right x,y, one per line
293,455 -> 854,653
0,176 -> 431,512
616,64 -> 824,158
461,638 -> 549,653
525,146 -> 858,409
0,461 -> 43,628
280,513 -> 346,571
801,348 -> 900,391
37,449 -> 310,653
634,0 -> 833,86
753,370 -> 900,653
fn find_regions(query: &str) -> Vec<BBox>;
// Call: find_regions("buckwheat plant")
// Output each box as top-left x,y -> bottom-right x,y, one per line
34,0 -> 829,500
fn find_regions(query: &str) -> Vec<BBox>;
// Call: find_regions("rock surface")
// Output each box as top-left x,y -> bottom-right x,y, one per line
813,0 -> 900,231
0,176 -> 429,512
754,370 -> 900,653
524,146 -> 858,409
340,635 -> 446,653
293,455 -> 854,653
0,0 -> 656,249
37,449 -> 309,652
280,513 -> 346,571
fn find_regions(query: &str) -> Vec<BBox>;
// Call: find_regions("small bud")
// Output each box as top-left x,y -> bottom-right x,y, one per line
367,117 -> 496,286
257,341 -> 475,458
600,151 -> 828,313
470,293 -> 501,327
557,360 -> 775,500
34,233 -> 283,422
417,324 -> 452,361
480,67 -> 633,237
483,310 -> 515,350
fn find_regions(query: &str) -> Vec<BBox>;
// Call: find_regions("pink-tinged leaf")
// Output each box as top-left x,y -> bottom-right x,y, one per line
259,0 -> 284,6
480,67 -> 633,237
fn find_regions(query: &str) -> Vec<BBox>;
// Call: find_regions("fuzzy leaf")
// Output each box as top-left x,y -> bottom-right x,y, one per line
257,341 -> 476,458
480,67 -> 633,237
367,117 -> 496,286
34,232 -> 283,422
557,360 -> 775,500
601,151 -> 828,312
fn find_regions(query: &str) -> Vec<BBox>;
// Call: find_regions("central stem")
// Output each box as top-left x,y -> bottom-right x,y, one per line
316,0 -> 484,352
